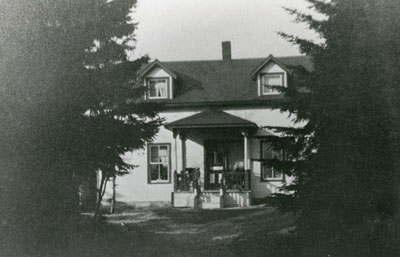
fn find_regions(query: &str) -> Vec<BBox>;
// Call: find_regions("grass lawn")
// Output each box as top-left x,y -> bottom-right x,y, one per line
63,206 -> 297,257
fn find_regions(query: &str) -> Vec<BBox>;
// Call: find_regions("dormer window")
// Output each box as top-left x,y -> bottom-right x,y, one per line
139,60 -> 177,100
147,78 -> 169,99
261,73 -> 284,95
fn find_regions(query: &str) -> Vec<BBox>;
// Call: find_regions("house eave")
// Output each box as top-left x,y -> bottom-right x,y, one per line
165,123 -> 257,130
162,98 -> 290,109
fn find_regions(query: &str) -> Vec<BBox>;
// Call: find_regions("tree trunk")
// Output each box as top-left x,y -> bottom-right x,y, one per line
110,175 -> 116,214
94,172 -> 107,220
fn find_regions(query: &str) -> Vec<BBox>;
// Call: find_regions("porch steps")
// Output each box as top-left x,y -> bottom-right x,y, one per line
199,191 -> 222,209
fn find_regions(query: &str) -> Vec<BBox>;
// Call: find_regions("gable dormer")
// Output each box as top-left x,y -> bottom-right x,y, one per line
138,59 -> 177,100
250,55 -> 290,96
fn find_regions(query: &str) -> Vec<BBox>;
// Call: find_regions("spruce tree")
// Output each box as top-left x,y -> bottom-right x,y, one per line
268,1 -> 400,256
1,0 -> 162,255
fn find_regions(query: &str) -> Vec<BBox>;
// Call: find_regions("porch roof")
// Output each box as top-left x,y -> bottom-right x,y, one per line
252,128 -> 277,138
165,109 -> 257,129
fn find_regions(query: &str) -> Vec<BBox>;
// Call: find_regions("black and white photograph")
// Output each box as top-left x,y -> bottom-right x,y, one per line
1,0 -> 399,256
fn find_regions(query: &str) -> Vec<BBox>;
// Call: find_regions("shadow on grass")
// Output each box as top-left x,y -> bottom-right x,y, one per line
9,206 -> 397,257
23,207 -> 299,257
151,206 -> 271,224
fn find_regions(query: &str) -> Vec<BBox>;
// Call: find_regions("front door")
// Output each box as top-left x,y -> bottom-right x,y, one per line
204,140 -> 244,190
204,141 -> 228,190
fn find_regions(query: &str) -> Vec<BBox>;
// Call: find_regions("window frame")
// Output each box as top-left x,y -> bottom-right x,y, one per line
260,72 -> 284,95
146,77 -> 170,99
147,143 -> 172,184
260,140 -> 285,182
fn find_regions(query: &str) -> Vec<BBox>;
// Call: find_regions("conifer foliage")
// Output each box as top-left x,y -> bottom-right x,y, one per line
269,1 -> 400,256
1,0 -> 162,255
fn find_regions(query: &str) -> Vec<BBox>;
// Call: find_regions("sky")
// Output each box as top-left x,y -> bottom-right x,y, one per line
130,0 -> 319,61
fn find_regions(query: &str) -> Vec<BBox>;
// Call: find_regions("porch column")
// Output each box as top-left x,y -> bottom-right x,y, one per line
173,130 -> 178,173
242,131 -> 249,170
242,131 -> 250,191
180,133 -> 187,172
172,130 -> 178,192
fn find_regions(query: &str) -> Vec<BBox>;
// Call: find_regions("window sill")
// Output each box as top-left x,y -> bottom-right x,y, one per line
261,178 -> 284,182
148,97 -> 169,100
148,181 -> 171,184
261,92 -> 281,96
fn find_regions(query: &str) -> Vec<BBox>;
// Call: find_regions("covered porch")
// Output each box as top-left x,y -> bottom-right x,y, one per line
166,109 -> 257,208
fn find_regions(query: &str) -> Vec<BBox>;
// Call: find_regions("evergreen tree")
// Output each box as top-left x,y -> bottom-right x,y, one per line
268,1 -> 400,256
1,0 -> 162,255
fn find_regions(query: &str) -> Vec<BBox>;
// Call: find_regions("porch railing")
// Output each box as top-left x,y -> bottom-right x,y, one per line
205,169 -> 251,191
225,169 -> 251,191
174,168 -> 200,192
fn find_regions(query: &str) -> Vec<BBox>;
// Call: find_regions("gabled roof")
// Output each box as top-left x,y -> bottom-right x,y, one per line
165,109 -> 257,129
138,59 -> 177,79
249,54 -> 292,80
141,55 -> 312,107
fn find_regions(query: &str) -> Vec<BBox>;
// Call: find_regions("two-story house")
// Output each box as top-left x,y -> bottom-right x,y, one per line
101,41 -> 312,209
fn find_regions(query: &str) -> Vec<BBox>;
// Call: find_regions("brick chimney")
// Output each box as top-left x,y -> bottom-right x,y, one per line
222,41 -> 231,61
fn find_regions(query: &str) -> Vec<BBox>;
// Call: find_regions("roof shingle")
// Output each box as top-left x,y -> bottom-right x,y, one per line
165,109 -> 257,129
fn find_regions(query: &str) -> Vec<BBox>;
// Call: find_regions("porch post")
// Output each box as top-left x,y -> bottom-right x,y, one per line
242,131 -> 249,170
180,133 -> 187,172
173,129 -> 179,173
242,131 -> 250,191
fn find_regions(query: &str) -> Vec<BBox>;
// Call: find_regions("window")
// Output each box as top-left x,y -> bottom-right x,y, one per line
147,78 -> 169,99
148,144 -> 171,183
261,73 -> 284,95
261,141 -> 284,181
